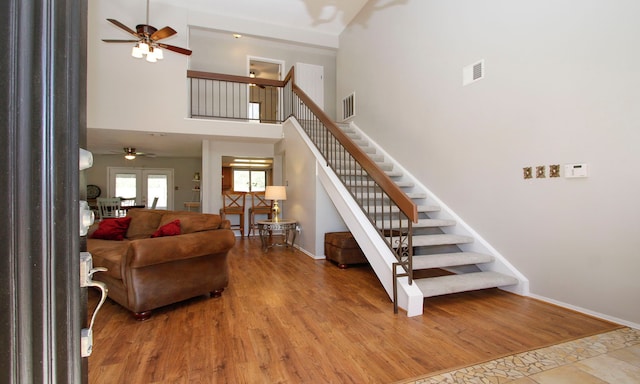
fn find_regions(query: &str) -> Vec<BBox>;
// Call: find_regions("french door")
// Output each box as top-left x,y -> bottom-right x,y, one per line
107,167 -> 174,210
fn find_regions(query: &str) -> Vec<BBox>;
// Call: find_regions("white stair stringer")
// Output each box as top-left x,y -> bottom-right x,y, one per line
286,118 -> 424,317
345,121 -> 529,297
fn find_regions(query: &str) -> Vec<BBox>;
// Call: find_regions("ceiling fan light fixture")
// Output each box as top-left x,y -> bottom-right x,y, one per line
124,147 -> 137,160
154,47 -> 163,60
146,47 -> 157,62
131,44 -> 143,58
139,41 -> 150,54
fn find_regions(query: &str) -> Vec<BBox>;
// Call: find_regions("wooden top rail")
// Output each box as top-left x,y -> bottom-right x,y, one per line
187,70 -> 285,88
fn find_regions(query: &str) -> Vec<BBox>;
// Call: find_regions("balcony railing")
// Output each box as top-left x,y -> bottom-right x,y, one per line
187,70 -> 285,123
188,67 -> 418,313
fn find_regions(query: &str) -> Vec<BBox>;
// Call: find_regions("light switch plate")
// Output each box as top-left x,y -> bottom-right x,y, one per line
565,163 -> 588,178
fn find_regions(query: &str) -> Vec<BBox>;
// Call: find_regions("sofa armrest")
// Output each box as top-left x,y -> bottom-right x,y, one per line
124,229 -> 235,270
220,219 -> 231,229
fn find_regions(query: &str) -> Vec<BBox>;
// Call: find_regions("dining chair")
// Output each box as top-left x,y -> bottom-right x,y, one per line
248,192 -> 273,237
97,197 -> 122,220
219,192 -> 246,236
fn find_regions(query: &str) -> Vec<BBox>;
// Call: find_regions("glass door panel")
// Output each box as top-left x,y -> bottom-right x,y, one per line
146,173 -> 168,209
108,167 -> 174,210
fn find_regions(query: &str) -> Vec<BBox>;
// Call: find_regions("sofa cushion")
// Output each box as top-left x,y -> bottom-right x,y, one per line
88,239 -> 129,280
126,209 -> 164,239
90,217 -> 132,241
151,219 -> 181,238
158,212 -> 221,234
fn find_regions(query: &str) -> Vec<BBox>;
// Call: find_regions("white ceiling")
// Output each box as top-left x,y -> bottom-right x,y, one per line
88,0 -> 370,158
158,0 -> 369,37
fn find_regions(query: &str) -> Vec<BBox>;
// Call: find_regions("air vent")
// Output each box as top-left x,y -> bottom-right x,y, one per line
342,92 -> 355,121
463,59 -> 485,86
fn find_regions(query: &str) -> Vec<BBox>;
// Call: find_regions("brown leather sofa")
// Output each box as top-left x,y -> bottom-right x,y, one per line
87,209 -> 235,320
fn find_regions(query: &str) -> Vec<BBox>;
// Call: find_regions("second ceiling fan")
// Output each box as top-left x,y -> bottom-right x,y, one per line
102,0 -> 192,61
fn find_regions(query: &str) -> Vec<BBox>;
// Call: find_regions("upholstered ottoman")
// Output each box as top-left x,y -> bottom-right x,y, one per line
324,232 -> 368,268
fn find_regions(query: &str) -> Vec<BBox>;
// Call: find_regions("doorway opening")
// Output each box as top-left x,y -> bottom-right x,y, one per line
247,57 -> 284,123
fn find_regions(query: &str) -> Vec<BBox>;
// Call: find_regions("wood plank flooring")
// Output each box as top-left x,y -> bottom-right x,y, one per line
88,237 -> 620,383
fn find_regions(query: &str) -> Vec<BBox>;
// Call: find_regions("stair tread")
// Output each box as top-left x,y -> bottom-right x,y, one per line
366,204 -> 440,214
410,234 -> 474,247
415,271 -> 518,298
337,169 -> 402,177
377,218 -> 456,228
412,252 -> 494,269
353,192 -> 426,200
345,180 -> 414,188
336,162 -> 394,171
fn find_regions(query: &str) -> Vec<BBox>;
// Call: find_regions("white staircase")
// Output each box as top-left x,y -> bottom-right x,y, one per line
333,122 -> 520,301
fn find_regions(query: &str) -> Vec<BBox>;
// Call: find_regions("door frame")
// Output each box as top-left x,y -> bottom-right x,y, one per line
247,56 -> 285,122
1,0 -> 87,382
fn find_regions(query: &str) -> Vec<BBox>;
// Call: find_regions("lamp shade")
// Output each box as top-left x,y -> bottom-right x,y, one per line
265,186 -> 286,201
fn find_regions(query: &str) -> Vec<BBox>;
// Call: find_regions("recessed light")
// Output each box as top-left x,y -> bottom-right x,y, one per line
233,34 -> 242,39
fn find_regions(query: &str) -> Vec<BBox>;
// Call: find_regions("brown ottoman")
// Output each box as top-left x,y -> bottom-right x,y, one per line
324,232 -> 368,269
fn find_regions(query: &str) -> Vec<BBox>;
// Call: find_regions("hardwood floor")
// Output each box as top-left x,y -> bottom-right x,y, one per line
88,237 -> 620,383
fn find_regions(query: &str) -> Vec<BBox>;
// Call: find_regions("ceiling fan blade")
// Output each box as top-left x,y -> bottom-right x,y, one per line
157,43 -> 192,56
106,18 -> 139,38
102,39 -> 139,43
151,26 -> 177,41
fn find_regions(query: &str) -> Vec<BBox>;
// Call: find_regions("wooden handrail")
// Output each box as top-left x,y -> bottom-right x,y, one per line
290,83 -> 418,223
187,70 -> 285,88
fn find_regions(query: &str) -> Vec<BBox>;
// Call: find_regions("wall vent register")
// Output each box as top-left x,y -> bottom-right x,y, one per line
463,59 -> 485,86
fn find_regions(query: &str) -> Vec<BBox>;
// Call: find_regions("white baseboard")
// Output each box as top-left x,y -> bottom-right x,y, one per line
529,293 -> 640,330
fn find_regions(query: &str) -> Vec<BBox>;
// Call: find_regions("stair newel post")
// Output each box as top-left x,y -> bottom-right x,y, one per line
407,219 -> 413,285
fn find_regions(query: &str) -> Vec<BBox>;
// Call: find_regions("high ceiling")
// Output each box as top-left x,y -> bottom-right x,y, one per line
89,0 -> 371,158
158,0 -> 369,37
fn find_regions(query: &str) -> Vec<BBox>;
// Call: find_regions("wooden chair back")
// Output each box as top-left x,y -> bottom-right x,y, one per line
248,192 -> 273,236
97,197 -> 122,220
250,192 -> 272,214
220,192 -> 246,236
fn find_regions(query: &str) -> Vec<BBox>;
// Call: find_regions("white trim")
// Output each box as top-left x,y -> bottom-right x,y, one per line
529,294 -> 640,330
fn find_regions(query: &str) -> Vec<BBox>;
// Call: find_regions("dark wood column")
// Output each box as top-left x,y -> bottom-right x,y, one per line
0,0 -> 87,382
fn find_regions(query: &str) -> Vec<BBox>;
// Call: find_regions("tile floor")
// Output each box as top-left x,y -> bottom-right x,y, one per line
401,327 -> 640,384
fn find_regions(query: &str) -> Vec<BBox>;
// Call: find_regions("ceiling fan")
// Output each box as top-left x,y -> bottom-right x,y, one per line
118,147 -> 156,160
102,0 -> 192,61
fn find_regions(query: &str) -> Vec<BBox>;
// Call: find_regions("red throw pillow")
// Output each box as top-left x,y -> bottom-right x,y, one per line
151,220 -> 181,238
90,217 -> 132,241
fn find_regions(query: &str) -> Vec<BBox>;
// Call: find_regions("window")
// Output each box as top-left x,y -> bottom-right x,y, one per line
233,169 -> 266,192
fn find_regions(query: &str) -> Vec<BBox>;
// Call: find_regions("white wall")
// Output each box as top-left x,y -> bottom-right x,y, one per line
338,0 -> 640,325
281,121 -> 345,257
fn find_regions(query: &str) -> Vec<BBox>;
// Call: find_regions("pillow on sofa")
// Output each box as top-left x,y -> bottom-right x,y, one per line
151,219 -> 181,238
125,209 -> 164,240
90,217 -> 132,241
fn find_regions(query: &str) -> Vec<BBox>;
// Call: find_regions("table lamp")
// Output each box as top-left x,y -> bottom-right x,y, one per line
265,186 -> 286,222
